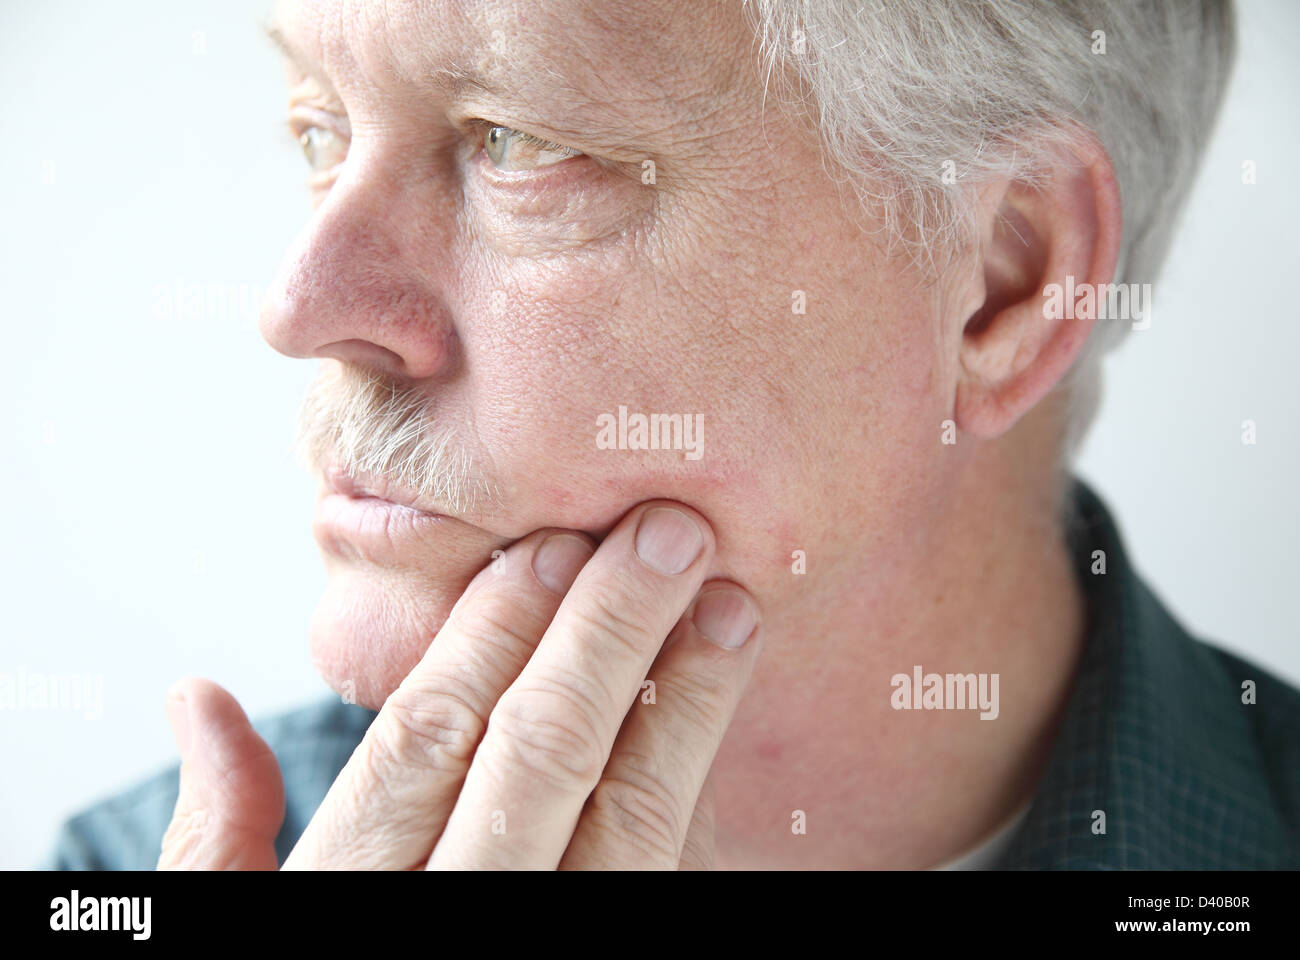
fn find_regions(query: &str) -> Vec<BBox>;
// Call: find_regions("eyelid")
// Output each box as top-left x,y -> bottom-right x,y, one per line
474,121 -> 588,182
287,113 -> 349,190
507,129 -> 577,154
288,103 -> 351,141
468,119 -> 577,152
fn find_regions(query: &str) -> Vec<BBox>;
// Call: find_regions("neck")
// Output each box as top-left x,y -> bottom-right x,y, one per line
713,425 -> 1085,869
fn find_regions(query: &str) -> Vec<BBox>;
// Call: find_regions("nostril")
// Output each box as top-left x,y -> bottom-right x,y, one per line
257,213 -> 458,378
316,339 -> 409,377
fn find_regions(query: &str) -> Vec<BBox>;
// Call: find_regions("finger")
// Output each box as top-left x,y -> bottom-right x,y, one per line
284,529 -> 595,869
678,768 -> 716,871
429,501 -> 714,869
559,583 -> 760,868
157,678 -> 285,870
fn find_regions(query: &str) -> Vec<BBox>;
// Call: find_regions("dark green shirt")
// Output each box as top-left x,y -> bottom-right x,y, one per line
46,478 -> 1300,869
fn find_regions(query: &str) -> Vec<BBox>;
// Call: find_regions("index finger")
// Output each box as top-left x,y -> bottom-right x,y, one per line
428,500 -> 714,869
283,526 -> 594,869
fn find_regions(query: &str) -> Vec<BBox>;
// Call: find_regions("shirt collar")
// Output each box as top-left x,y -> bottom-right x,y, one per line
996,476 -> 1290,868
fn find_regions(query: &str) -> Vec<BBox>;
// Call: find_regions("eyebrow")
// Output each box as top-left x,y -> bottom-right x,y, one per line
433,64 -> 504,99
263,22 -> 299,65
263,21 -> 335,90
260,18 -> 641,150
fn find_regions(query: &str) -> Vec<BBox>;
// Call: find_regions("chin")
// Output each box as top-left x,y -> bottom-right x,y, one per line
307,569 -> 462,710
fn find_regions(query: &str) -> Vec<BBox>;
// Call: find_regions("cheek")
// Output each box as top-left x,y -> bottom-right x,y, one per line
492,414 -> 769,538
460,227 -> 893,536
463,265 -> 789,533
453,181 -> 943,561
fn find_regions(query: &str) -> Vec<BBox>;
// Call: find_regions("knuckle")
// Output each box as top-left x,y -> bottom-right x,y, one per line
587,769 -> 684,862
447,598 -> 543,665
158,808 -> 212,869
660,671 -> 731,733
488,684 -> 609,790
678,829 -> 714,870
368,679 -> 487,780
567,580 -> 661,656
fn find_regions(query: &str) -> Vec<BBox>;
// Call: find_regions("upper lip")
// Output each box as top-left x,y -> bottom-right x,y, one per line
323,464 -> 446,518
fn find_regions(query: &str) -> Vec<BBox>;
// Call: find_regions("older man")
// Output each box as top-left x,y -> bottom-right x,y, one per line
49,0 -> 1299,870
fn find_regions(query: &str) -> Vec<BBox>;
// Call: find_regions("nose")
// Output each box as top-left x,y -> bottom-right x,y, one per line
259,165 -> 458,382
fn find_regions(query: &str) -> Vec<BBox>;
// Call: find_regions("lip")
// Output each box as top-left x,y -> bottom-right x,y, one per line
322,465 -> 447,516
313,465 -> 452,563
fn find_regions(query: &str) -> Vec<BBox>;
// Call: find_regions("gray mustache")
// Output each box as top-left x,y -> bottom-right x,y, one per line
295,364 -> 501,517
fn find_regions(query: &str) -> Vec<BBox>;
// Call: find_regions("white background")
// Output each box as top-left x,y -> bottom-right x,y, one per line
1,0 -> 1296,868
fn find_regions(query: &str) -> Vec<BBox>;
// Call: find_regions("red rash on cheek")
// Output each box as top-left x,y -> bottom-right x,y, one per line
603,456 -> 757,512
540,485 -> 578,510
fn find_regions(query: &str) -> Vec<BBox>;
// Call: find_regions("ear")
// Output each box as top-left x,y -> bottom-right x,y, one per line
953,129 -> 1122,440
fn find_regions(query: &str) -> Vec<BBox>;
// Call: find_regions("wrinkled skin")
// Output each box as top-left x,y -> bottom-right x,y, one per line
164,0 -> 1116,868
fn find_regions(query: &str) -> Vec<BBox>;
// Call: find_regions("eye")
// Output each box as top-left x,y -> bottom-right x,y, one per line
299,126 -> 347,173
483,125 -> 581,172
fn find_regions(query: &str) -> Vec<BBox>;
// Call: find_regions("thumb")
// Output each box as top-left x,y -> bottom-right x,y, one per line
158,677 -> 285,870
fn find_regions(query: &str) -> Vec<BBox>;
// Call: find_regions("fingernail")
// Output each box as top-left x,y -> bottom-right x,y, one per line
692,590 -> 758,649
165,686 -> 192,758
533,534 -> 595,593
635,507 -> 704,575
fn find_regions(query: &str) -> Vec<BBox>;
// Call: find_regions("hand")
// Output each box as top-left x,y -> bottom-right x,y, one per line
158,500 -> 762,869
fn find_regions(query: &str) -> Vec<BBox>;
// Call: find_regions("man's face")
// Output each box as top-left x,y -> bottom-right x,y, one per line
261,0 -> 955,708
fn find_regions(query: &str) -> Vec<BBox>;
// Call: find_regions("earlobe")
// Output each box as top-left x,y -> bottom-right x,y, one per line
953,130 -> 1123,441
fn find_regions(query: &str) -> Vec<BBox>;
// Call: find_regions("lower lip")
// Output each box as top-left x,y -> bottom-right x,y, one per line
313,493 -> 448,559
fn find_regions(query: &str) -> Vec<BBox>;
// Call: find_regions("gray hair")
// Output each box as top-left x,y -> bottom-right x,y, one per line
296,364 -> 502,517
744,0 -> 1236,455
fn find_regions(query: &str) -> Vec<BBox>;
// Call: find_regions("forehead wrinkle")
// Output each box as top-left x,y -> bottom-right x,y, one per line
562,0 -> 750,101
271,0 -> 457,100
273,0 -> 751,153
452,0 -> 736,130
